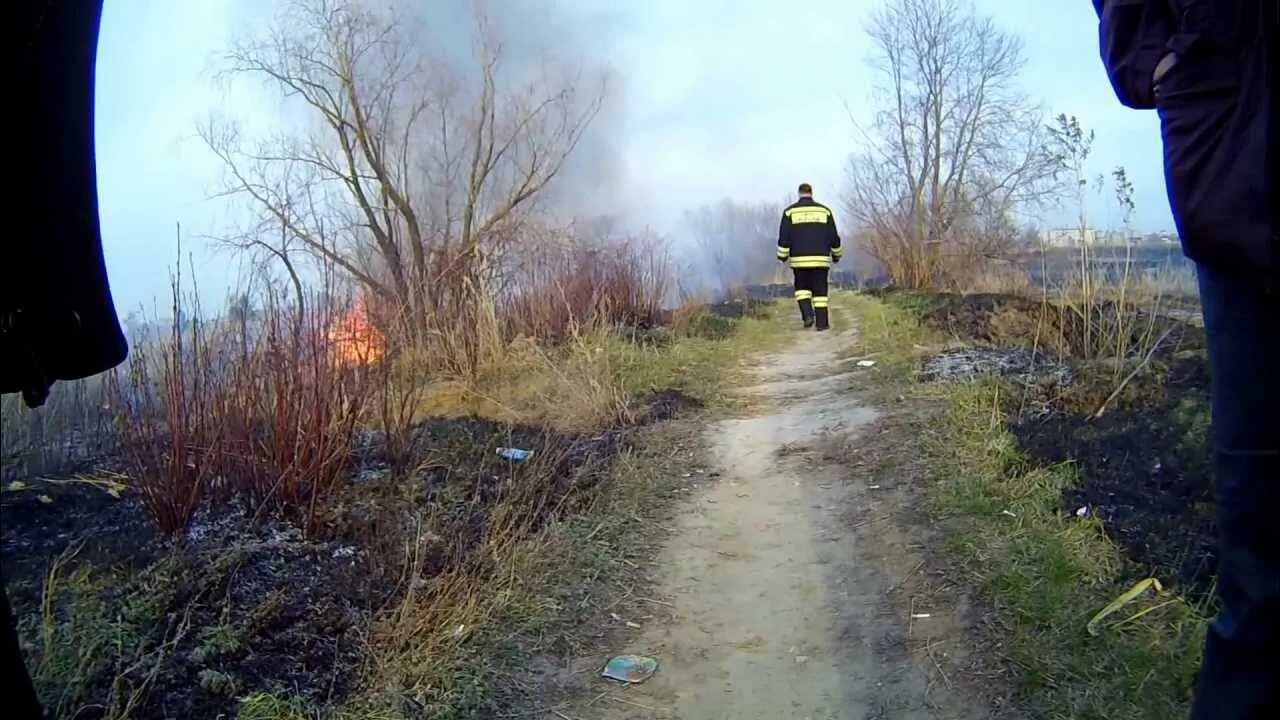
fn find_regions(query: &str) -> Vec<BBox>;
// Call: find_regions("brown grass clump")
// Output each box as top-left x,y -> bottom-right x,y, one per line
111,285 -> 370,537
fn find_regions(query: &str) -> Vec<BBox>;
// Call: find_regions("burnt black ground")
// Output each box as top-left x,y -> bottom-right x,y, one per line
1011,357 -> 1216,597
635,389 -> 702,423
1,476 -> 160,608
890,290 -> 1219,599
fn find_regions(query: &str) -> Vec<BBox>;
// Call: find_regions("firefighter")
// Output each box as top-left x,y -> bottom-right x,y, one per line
777,183 -> 842,331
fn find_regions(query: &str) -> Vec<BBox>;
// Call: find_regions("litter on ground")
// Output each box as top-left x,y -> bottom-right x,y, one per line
496,447 -> 533,461
1086,578 -> 1164,635
602,655 -> 659,684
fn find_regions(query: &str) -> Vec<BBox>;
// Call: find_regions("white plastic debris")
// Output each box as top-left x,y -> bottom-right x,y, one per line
856,360 -> 877,367
496,447 -> 533,462
1075,506 -> 1090,518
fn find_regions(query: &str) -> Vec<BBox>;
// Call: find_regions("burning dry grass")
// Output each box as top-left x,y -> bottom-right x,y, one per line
109,286 -> 370,537
4,241 -> 779,717
100,232 -> 681,537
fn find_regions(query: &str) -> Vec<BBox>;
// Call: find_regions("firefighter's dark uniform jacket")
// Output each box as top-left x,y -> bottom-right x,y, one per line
776,198 -> 842,267
1094,0 -> 1277,286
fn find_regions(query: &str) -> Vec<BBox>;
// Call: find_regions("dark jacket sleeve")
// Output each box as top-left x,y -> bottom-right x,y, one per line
777,212 -> 791,261
5,0 -> 127,407
1093,0 -> 1175,109
827,207 -> 842,260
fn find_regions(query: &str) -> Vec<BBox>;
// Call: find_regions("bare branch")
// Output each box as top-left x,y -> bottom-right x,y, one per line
202,0 -> 608,337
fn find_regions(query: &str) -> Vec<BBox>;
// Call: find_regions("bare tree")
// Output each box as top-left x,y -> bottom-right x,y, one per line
844,0 -> 1057,289
201,0 -> 606,357
686,199 -> 783,293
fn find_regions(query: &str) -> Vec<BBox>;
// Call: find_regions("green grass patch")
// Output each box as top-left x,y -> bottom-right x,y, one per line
23,551 -> 185,720
237,692 -> 312,720
848,294 -> 1207,720
608,301 -> 790,407
839,292 -> 943,384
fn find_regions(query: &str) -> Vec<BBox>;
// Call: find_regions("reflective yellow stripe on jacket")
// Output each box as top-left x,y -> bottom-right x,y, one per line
788,256 -> 832,269
784,206 -> 832,224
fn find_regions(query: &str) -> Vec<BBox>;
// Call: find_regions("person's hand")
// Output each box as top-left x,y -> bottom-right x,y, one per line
1153,51 -> 1177,98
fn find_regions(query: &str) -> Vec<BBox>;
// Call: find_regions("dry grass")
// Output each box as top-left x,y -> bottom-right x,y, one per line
963,260 -> 1035,296
412,334 -> 634,435
15,229 -> 679,539
328,302 -> 785,717
920,245 -> 1203,416
109,284 -> 370,536
340,419 -> 707,719
411,300 -> 786,433
501,233 -> 672,343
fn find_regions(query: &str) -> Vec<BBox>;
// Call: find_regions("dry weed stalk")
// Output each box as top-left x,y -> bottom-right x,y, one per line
112,274 -> 371,536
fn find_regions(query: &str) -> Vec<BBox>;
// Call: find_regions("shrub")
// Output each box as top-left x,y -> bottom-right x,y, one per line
111,283 -> 368,536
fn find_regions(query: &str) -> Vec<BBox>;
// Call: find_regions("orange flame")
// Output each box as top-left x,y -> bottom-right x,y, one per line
327,295 -> 384,367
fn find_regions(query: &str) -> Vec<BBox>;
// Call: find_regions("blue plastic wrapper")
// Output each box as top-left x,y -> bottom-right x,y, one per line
601,654 -> 658,683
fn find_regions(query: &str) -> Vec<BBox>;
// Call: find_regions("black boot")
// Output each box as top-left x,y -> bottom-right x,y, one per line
798,299 -> 814,328
815,306 -> 829,331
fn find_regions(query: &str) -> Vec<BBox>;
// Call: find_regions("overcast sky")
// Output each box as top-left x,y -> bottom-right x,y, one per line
95,0 -> 1171,314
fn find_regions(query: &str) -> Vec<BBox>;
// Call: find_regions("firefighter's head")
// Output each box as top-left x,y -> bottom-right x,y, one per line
797,182 -> 813,199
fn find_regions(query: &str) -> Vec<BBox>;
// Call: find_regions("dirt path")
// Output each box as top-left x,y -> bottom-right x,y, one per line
565,322 -> 991,719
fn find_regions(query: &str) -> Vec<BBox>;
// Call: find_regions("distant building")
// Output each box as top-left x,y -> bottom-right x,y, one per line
1039,227 -> 1178,248
1131,231 -> 1180,246
1041,227 -> 1096,247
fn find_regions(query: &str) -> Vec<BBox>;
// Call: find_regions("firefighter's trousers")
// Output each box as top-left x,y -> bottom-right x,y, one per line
792,267 -> 829,330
